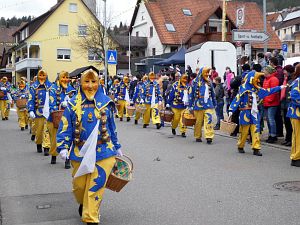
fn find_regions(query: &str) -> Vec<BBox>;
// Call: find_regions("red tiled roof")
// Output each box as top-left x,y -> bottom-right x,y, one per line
267,12 -> 280,23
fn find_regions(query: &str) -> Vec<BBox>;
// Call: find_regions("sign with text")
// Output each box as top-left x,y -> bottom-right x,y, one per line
232,30 -> 270,43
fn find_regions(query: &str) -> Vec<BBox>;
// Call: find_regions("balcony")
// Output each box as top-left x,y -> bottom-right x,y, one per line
15,58 -> 42,72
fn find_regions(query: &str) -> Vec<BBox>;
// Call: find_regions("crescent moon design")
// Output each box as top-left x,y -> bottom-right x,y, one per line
290,107 -> 294,116
296,108 -> 300,117
243,113 -> 250,123
60,116 -> 68,133
196,101 -> 202,108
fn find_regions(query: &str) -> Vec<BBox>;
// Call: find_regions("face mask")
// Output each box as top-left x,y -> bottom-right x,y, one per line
19,83 -> 25,90
59,74 -> 69,89
38,72 -> 47,85
81,73 -> 99,101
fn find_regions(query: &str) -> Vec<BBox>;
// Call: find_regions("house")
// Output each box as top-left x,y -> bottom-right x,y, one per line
129,0 -> 281,61
9,0 -> 116,83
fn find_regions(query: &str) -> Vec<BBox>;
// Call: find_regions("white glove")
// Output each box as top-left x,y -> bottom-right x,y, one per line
140,99 -> 144,104
61,101 -> 68,108
64,95 -> 70,102
166,104 -> 170,108
21,94 -> 26,98
0,87 -> 6,91
116,149 -> 123,157
60,149 -> 69,160
280,85 -> 287,89
228,112 -> 233,118
114,98 -> 118,102
29,111 -> 36,119
158,101 -> 162,105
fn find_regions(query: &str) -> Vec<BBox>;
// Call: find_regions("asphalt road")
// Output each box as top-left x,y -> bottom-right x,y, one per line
0,110 -> 299,225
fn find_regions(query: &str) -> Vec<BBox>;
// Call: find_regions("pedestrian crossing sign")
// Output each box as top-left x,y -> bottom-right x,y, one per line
107,50 -> 117,65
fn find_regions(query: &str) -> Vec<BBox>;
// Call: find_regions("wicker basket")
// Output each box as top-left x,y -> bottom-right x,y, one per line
106,155 -> 133,192
0,91 -> 4,98
182,110 -> 196,126
136,104 -> 146,114
126,105 -> 136,117
160,109 -> 174,122
16,98 -> 27,109
51,110 -> 64,129
220,120 -> 238,135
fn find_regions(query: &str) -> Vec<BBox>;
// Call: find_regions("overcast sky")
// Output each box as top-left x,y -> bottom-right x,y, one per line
0,0 -> 136,26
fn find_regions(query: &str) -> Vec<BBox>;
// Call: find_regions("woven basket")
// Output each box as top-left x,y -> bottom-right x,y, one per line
182,110 -> 196,126
159,109 -> 174,122
136,104 -> 146,114
126,105 -> 136,117
51,110 -> 64,129
220,120 -> 238,135
0,91 -> 4,98
106,155 -> 133,192
16,98 -> 27,109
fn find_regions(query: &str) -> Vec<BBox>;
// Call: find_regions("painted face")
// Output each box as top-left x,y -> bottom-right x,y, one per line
59,72 -> 69,89
38,71 -> 47,85
100,78 -> 105,85
149,73 -> 155,82
19,82 -> 26,90
113,79 -> 119,85
180,74 -> 188,85
202,67 -> 211,82
81,71 -> 99,101
123,77 -> 129,84
2,77 -> 7,84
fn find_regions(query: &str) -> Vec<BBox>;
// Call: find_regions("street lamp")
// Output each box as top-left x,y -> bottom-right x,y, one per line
103,0 -> 108,89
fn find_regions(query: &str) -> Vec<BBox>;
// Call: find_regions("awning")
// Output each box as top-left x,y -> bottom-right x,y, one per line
154,47 -> 186,66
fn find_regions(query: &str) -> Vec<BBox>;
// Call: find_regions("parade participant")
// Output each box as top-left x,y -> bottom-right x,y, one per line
166,73 -> 189,137
13,80 -> 29,130
0,76 -> 12,120
29,76 -> 37,141
49,71 -> 76,166
56,69 -> 122,225
114,76 -> 131,122
27,70 -> 52,154
109,78 -> 119,96
99,77 -> 107,95
228,71 -> 284,156
141,72 -> 163,129
287,64 -> 300,167
188,67 -> 216,144
132,75 -> 147,125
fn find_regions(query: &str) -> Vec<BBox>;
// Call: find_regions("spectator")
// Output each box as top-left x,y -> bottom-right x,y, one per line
264,52 -> 272,65
281,65 -> 295,146
214,77 -> 224,130
223,67 -> 234,113
273,49 -> 284,66
263,66 -> 280,143
257,53 -> 267,68
189,73 -> 197,86
210,66 -> 219,84
186,65 -> 193,83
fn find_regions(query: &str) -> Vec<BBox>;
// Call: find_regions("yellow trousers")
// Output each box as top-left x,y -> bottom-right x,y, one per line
34,117 -> 50,146
143,104 -> 161,125
42,120 -> 50,148
193,109 -> 214,139
117,100 -> 129,118
290,118 -> 300,160
5,101 -> 10,118
17,109 -> 28,128
47,121 -> 58,156
0,100 -> 7,119
71,157 -> 116,223
29,118 -> 36,135
237,124 -> 261,150
171,108 -> 187,133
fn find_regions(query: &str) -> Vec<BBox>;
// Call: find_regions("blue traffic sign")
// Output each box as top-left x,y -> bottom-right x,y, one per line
282,44 -> 288,52
107,50 -> 117,65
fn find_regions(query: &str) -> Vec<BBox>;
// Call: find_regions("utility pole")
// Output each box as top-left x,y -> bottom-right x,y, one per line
221,0 -> 227,41
263,0 -> 267,53
103,0 -> 108,89
129,32 -> 131,75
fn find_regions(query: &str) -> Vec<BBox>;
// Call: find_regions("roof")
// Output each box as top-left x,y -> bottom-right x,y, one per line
277,17 -> 300,30
112,35 -> 147,48
0,26 -> 19,54
69,65 -> 99,78
284,10 -> 300,21
267,12 -> 281,23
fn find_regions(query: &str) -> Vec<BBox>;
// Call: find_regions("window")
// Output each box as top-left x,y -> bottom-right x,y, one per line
170,47 -> 178,52
165,23 -> 176,32
78,25 -> 87,36
136,31 -> 139,37
182,9 -> 192,16
69,3 -> 78,12
57,49 -> 71,60
209,26 -> 218,32
135,52 -> 140,57
59,24 -> 68,36
152,48 -> 156,56
88,49 -> 102,61
277,30 -> 280,36
284,29 -> 286,34
150,26 -> 153,37
295,24 -> 300,31
292,44 -> 295,53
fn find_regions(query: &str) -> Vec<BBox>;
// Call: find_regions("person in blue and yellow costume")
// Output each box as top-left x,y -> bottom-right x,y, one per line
13,80 -> 29,130
287,64 -> 300,167
29,76 -> 37,141
132,75 -> 148,125
56,69 -> 122,225
141,72 -> 163,129
229,70 -> 285,156
27,70 -> 52,154
48,71 -> 76,166
166,73 -> 189,137
0,76 -> 12,120
114,75 -> 131,122
188,67 -> 216,144
99,76 -> 107,95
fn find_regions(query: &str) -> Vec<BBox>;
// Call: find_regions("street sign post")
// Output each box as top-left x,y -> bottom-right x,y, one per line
107,50 -> 117,65
232,30 -> 270,43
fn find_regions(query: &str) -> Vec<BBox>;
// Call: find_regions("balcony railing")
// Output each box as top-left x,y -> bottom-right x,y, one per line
15,58 -> 42,72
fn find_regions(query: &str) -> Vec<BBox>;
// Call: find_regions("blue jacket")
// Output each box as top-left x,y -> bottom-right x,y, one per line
167,81 -> 188,109
56,89 -> 121,162
13,88 -> 28,101
141,81 -> 162,104
132,81 -> 144,103
115,81 -> 129,100
0,82 -> 11,100
27,80 -> 52,118
287,77 -> 300,119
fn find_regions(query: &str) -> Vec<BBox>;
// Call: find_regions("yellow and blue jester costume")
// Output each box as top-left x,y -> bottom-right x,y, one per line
13,81 -> 29,130
132,75 -> 148,125
0,77 -> 12,120
114,76 -> 131,121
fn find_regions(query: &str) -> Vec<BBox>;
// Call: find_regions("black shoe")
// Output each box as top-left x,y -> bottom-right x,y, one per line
25,125 -> 28,129
266,136 -> 277,143
37,144 -> 42,153
143,124 -> 148,128
291,160 -> 300,167
5,117 -> 8,120
78,204 -> 83,217
65,159 -> 71,169
172,129 -> 176,135
277,134 -> 284,138
87,223 -> 98,225
181,133 -> 186,138
156,123 -> 161,130
134,120 -> 138,125
44,148 -> 49,156
51,156 -> 56,164
230,132 -> 237,137
21,127 -> 25,131
115,114 -> 119,118
196,138 -> 202,142
238,148 -> 245,153
213,126 -> 220,130
1,118 -> 5,120
127,117 -> 131,122
285,142 -> 292,147
206,138 -> 212,144
120,117 -> 123,121
253,149 -> 262,156
31,135 -> 35,141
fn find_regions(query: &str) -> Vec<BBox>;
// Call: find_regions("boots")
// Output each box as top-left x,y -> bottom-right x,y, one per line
51,156 -> 56,164
196,138 -> 202,142
253,149 -> 262,156
78,204 -> 83,217
65,159 -> 71,169
172,129 -> 176,135
21,127 -> 25,131
31,135 -> 35,141
37,144 -> 42,153
206,138 -> 212,144
181,133 -> 186,138
127,117 -> 131,122
291,160 -> 300,167
44,148 -> 49,156
87,223 -> 98,225
143,124 -> 149,128
238,148 -> 245,153
25,125 -> 28,129
134,120 -> 138,125
156,123 -> 161,130
120,117 -> 123,121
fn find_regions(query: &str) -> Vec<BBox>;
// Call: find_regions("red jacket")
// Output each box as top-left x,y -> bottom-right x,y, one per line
263,73 -> 280,107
